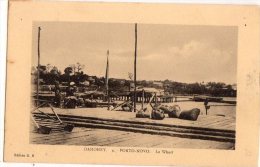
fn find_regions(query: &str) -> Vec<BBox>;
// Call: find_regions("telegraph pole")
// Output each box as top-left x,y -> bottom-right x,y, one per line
105,50 -> 110,110
134,23 -> 137,112
37,27 -> 41,106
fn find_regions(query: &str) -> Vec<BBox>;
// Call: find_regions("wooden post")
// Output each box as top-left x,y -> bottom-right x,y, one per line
133,23 -> 137,112
36,27 -> 41,106
105,50 -> 110,110
155,93 -> 157,105
141,89 -> 144,110
31,114 -> 40,129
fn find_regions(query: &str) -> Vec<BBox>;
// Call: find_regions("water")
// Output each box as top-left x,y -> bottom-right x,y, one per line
222,97 -> 237,101
135,97 -> 236,118
173,101 -> 236,117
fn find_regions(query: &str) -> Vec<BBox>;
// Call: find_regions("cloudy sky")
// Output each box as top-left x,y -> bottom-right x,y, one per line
32,22 -> 238,84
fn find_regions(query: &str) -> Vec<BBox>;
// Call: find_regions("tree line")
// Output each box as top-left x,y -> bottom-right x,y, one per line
31,63 -> 236,97
32,63 -> 93,85
161,80 -> 236,97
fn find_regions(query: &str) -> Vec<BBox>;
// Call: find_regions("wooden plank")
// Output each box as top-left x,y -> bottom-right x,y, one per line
35,108 -> 235,132
163,138 -> 232,149
31,127 -> 235,149
39,129 -> 107,145
68,130 -> 133,146
94,133 -> 139,146
203,118 -> 235,130
223,123 -> 236,129
211,118 -> 235,128
107,135 -> 144,147
153,137 -> 190,148
31,128 -> 92,140
31,129 -> 95,144
130,135 -> 167,147
49,128 -> 118,145
110,134 -> 157,147
197,117 -> 229,128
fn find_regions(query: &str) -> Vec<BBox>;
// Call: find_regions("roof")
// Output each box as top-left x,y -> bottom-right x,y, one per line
131,87 -> 163,93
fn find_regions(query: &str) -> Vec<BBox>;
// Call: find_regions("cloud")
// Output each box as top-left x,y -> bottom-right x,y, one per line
136,40 -> 236,83
169,40 -> 207,57
32,22 -> 237,83
138,53 -> 162,60
167,40 -> 233,64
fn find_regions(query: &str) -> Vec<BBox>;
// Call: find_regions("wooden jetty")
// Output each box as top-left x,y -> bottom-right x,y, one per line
30,127 -> 234,149
31,117 -> 235,149
31,107 -> 236,148
33,112 -> 235,142
33,92 -> 236,107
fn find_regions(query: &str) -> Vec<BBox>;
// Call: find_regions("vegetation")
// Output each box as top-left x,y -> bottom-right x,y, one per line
32,63 -> 236,97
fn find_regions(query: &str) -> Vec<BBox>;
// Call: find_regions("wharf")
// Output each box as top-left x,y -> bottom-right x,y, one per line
35,107 -> 235,131
31,107 -> 236,148
30,127 -> 234,149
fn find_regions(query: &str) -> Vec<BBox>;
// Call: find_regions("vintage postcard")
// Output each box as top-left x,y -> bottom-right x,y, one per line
4,1 -> 260,167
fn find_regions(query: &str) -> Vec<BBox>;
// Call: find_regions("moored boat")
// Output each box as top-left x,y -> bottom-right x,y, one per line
193,95 -> 223,102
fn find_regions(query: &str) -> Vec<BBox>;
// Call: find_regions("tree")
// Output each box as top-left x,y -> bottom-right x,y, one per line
37,65 -> 48,77
69,62 -> 85,74
76,62 -> 85,73
31,66 -> 37,84
128,72 -> 133,81
64,67 -> 73,75
46,63 -> 53,73
69,64 -> 76,74
31,66 -> 37,75
50,66 -> 60,75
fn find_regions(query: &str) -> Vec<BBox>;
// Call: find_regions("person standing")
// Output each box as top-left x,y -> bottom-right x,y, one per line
204,98 -> 210,115
65,82 -> 77,108
66,82 -> 75,97
54,81 -> 61,107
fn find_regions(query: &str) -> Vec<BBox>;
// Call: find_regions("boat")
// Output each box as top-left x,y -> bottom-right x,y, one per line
193,95 -> 223,102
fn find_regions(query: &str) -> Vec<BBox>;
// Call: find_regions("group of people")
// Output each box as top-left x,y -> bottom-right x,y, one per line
53,82 -> 211,116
